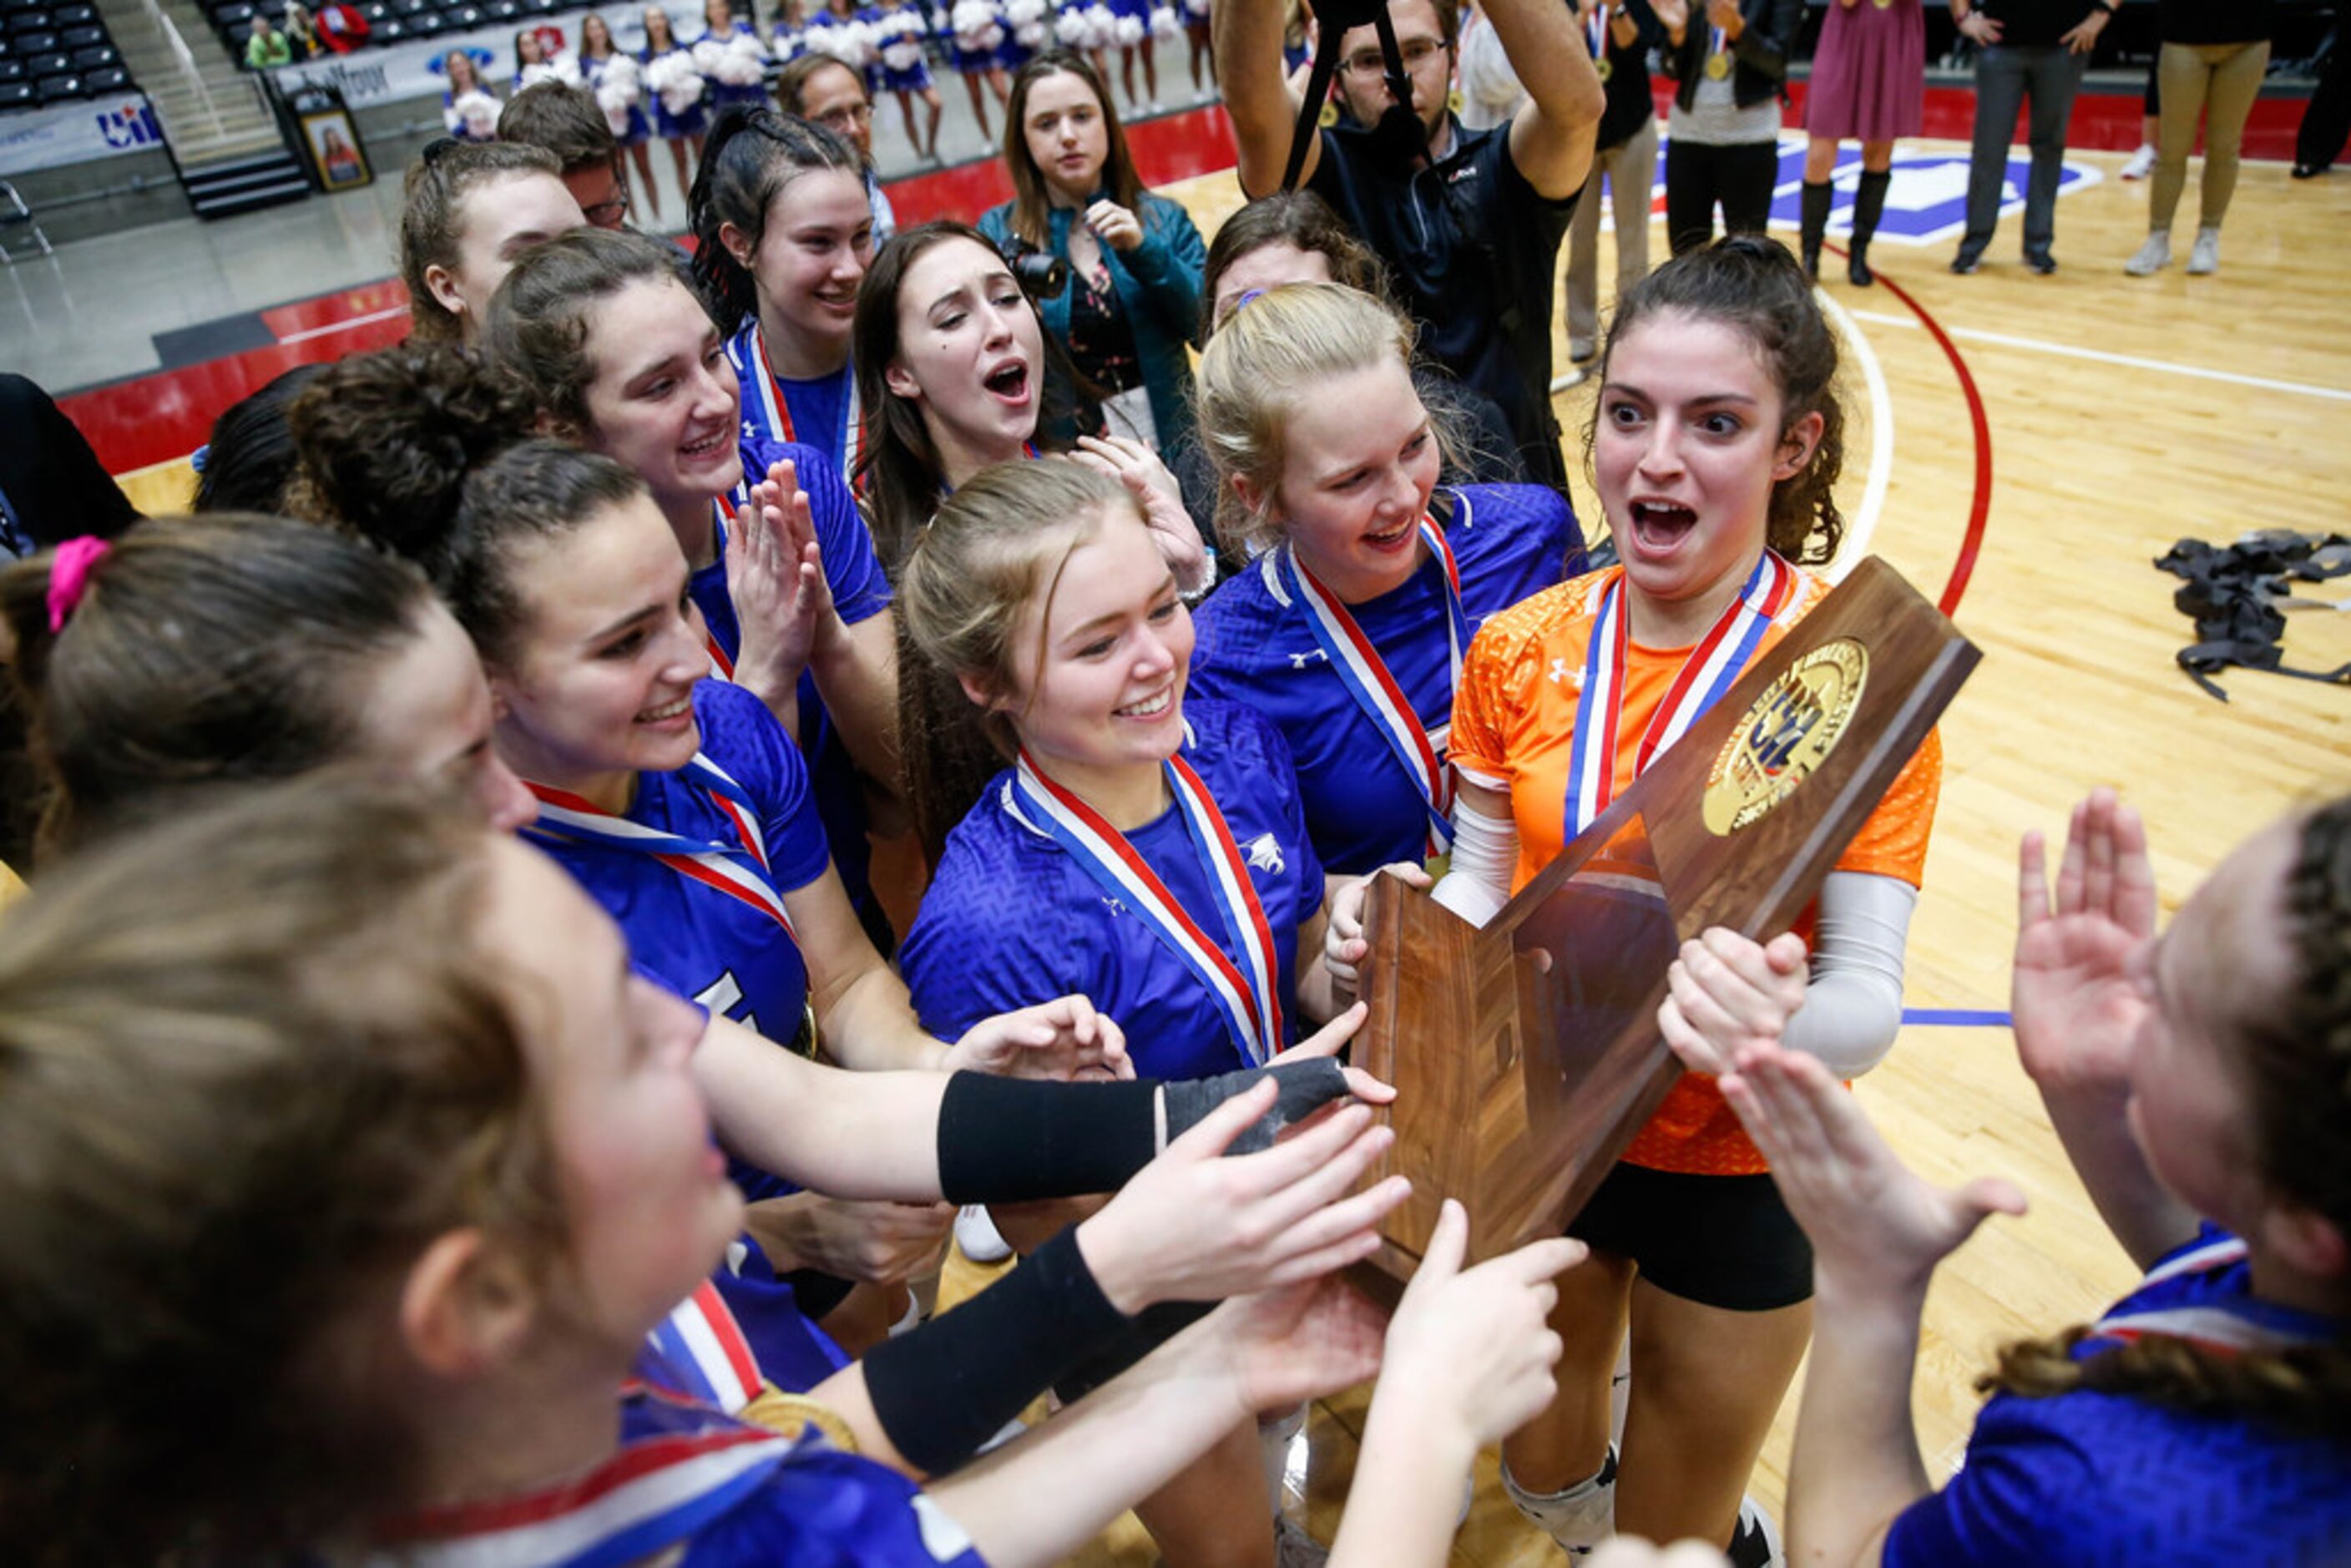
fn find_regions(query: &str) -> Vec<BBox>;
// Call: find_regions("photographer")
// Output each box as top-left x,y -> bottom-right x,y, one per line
978,50 -> 1206,461
1212,0 -> 1601,493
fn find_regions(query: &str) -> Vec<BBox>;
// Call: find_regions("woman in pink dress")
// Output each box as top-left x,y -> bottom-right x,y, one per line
1797,0 -> 1923,286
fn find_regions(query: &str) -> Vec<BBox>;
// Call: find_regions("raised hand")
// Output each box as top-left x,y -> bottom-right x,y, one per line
2012,788 -> 2156,1100
1651,0 -> 1689,31
944,993 -> 1134,1080
1211,1274 -> 1389,1416
1376,1198 -> 1583,1450
1067,436 -> 1211,594
1084,198 -> 1146,253
1656,928 -> 1808,1077
1721,1044 -> 2025,1302
1323,862 -> 1432,993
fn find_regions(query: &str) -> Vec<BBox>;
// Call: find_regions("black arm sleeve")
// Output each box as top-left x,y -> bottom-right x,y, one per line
859,1227 -> 1130,1474
935,1072 -> 1160,1205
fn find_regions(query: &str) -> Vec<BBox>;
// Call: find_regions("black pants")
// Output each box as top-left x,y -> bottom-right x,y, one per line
1666,139 -> 1778,256
1959,43 -> 2086,262
2298,38 -> 2351,170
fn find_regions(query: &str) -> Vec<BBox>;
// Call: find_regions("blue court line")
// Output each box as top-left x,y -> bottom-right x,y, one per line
1901,1007 -> 2013,1028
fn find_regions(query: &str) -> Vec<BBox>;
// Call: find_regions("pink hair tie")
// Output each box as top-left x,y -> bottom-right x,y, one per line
46,536 -> 113,634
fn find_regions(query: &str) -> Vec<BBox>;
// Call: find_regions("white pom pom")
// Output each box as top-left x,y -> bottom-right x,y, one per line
1148,4 -> 1177,37
455,87 -> 498,137
882,35 -> 923,67
1112,12 -> 1142,44
1054,6 -> 1088,43
1083,3 -> 1116,47
1182,0 -> 1207,18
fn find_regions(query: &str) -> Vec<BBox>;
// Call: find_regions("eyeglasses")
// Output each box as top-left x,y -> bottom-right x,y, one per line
813,101 -> 873,129
581,164 -> 632,225
1341,35 -> 1445,79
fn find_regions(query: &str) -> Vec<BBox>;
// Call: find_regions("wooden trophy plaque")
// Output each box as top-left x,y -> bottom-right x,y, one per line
1352,556 -> 1979,1284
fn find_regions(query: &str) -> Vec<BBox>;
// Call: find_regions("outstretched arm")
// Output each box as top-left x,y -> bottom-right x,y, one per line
1215,0 -> 1321,194
1488,0 -> 1604,199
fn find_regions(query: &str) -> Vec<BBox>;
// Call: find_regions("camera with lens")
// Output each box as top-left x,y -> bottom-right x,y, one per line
995,240 -> 1069,301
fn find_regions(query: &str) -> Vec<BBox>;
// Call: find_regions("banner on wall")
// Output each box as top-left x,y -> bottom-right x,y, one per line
0,95 -> 164,175
270,6 -> 699,108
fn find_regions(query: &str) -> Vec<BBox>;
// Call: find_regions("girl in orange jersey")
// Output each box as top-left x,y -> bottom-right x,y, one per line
1330,235 -> 1942,1568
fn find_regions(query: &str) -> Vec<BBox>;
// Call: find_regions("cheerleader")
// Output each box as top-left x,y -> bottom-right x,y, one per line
769,0 -> 809,58
641,4 -> 710,195
1331,236 -> 1941,1568
1186,282 -> 1586,883
1178,0 -> 1207,96
581,10 -> 662,221
485,228 -> 904,951
1102,0 -> 1157,109
437,46 -> 499,139
513,25 -> 579,90
697,0 -> 773,112
803,0 -> 877,94
867,0 -> 943,161
397,139 -> 583,344
1678,787 -> 2351,1565
852,220 -> 1207,584
943,0 -> 1011,139
1052,0 -> 1116,93
895,457 -> 1349,1565
694,109 -> 874,483
1796,0 -> 1924,285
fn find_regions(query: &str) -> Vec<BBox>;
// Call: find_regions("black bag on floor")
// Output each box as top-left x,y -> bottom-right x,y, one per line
2153,530 -> 2351,701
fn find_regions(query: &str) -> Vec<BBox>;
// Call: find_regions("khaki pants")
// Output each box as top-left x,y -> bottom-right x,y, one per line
1565,115 -> 1662,356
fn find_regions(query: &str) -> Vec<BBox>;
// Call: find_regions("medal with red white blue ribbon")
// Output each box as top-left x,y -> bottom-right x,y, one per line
1274,513 -> 1469,857
745,322 -> 866,482
523,752 -> 799,945
1564,551 -> 1795,840
637,1282 -> 765,1414
2081,1235 -> 2334,1359
703,492 -> 751,680
1011,738 -> 1285,1065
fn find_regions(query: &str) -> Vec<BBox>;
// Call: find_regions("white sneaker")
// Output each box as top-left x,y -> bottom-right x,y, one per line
2121,142 -> 2156,180
1503,1450 -> 1616,1555
1727,1495 -> 1786,1568
2187,226 -> 2221,275
953,1205 -> 1012,1263
2124,232 -> 2172,276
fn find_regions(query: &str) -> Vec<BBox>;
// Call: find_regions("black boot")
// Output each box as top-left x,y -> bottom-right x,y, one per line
1848,169 -> 1890,286
1799,180 -> 1832,278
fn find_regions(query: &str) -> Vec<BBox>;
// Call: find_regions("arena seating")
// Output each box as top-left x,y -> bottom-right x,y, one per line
0,0 -> 132,109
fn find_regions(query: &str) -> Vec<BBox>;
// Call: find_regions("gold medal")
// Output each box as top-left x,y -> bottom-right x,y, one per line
1595,55 -> 1613,83
1705,50 -> 1731,79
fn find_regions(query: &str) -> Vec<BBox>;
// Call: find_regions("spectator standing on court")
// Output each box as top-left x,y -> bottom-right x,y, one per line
1797,0 -> 1924,286
1655,0 -> 1802,258
2127,0 -> 2273,276
1949,0 -> 2112,275
2293,24 -> 2348,178
1213,0 -> 1602,493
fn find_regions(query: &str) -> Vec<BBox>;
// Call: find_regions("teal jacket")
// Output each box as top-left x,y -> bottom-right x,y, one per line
978,190 -> 1206,458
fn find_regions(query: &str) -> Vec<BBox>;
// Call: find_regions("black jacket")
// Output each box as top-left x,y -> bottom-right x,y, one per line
1665,0 -> 1803,113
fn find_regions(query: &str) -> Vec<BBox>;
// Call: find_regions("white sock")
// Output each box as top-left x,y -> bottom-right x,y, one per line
1503,1450 -> 1617,1555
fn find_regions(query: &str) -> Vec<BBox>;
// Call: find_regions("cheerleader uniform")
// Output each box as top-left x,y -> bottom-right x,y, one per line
900,700 -> 1323,1083
1449,556 -> 1940,1308
1186,483 -> 1586,878
804,8 -> 877,92
586,52 -> 653,144
998,0 -> 1045,71
442,86 -> 499,141
699,436 -> 893,949
645,40 -> 714,137
1883,1227 -> 2351,1565
702,18 -> 772,110
375,1353 -> 984,1567
867,1 -> 935,93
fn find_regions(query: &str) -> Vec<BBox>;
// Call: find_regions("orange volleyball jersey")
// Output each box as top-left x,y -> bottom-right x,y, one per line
1450,565 -> 1943,1176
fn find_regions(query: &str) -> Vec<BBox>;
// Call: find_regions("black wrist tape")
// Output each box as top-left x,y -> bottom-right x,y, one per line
860,1227 -> 1128,1474
1159,1057 -> 1350,1156
1051,1298 -> 1216,1404
935,1072 -> 1160,1205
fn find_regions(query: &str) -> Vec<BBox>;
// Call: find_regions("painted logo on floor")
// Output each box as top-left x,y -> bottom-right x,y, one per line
1610,137 -> 2102,247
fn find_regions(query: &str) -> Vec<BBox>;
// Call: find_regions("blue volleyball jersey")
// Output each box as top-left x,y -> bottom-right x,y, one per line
900,700 -> 1325,1082
703,433 -> 892,932
728,322 -> 863,482
1885,1227 -> 2351,1567
528,678 -> 831,1059
1187,484 -> 1585,876
379,1380 -> 987,1568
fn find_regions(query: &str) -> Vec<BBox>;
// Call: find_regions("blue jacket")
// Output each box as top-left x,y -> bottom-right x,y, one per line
978,190 -> 1206,458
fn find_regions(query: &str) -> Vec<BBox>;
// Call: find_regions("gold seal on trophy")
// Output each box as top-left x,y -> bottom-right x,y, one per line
1704,51 -> 1732,79
1701,639 -> 1869,836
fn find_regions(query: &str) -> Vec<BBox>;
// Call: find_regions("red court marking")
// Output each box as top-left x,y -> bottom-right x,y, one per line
260,279 -> 412,339
1828,244 -> 1993,618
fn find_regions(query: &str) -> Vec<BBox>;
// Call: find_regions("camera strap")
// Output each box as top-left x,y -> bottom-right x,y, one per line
1280,0 -> 1425,190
